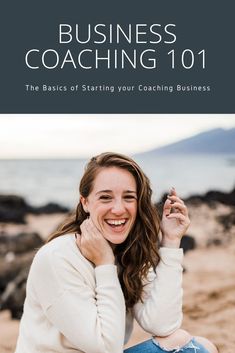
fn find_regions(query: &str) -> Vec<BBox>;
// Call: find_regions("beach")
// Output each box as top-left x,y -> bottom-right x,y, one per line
0,197 -> 234,353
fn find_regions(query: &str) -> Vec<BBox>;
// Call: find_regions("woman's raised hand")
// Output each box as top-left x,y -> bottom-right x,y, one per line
75,218 -> 115,266
160,188 -> 190,248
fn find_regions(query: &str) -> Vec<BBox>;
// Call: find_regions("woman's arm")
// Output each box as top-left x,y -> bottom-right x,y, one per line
30,243 -> 125,353
133,188 -> 189,336
133,247 -> 183,336
160,187 -> 190,248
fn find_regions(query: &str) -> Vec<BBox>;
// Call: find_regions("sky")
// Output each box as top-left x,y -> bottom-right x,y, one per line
0,114 -> 235,158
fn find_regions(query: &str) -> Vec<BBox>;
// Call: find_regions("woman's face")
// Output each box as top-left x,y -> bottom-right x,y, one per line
81,167 -> 138,245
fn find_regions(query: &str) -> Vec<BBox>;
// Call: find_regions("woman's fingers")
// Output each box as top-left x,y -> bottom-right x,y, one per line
162,199 -> 172,216
169,201 -> 188,216
165,189 -> 187,215
161,188 -> 191,242
78,218 -> 114,266
166,213 -> 189,223
163,198 -> 188,216
167,194 -> 185,205
170,187 -> 177,196
83,218 -> 96,232
81,219 -> 93,234
75,233 -> 82,248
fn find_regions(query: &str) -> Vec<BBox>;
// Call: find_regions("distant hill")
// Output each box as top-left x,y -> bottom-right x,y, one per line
136,128 -> 235,156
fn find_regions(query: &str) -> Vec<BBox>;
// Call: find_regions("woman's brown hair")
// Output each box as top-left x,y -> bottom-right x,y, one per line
47,152 -> 161,309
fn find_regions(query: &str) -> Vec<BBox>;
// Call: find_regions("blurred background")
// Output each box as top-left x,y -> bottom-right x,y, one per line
0,115 -> 235,353
0,115 -> 234,207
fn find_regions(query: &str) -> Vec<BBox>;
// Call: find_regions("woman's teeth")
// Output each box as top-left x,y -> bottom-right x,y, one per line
106,219 -> 126,226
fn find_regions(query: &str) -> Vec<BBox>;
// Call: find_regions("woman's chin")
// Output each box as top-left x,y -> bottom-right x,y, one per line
101,222 -> 132,244
104,231 -> 129,245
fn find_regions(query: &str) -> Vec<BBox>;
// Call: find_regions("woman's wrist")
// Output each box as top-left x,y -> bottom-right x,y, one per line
95,261 -> 115,267
161,237 -> 181,248
94,256 -> 115,267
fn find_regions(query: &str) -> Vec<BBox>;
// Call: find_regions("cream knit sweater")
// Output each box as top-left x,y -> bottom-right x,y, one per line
15,234 -> 183,353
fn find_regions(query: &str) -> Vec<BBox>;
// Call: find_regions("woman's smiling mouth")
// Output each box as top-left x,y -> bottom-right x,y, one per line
104,218 -> 128,231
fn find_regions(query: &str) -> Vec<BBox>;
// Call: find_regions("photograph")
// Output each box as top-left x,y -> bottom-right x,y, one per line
0,115 -> 234,353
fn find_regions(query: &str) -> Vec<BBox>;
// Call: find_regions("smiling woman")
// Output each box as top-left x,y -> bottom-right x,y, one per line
80,167 -> 138,245
14,152 -> 218,353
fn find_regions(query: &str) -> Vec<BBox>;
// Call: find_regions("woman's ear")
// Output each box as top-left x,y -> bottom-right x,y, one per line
80,196 -> 89,213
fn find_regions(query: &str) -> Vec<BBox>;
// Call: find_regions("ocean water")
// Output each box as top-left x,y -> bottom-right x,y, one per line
0,154 -> 234,208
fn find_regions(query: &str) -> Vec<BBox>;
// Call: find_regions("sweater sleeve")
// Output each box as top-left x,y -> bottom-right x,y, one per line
133,247 -> 183,337
30,248 -> 126,353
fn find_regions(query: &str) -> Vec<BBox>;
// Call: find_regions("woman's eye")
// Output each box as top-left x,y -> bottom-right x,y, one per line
124,195 -> 137,201
98,195 -> 137,202
99,195 -> 112,201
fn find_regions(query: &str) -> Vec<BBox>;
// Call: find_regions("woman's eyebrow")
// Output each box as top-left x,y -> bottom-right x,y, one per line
95,190 -> 137,195
95,190 -> 112,195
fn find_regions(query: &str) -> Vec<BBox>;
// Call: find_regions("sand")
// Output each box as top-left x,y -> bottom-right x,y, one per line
0,203 -> 234,353
125,241 -> 235,352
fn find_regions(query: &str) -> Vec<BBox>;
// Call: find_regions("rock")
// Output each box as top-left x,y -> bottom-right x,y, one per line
207,238 -> 222,246
0,232 -> 42,304
0,268 -> 29,319
0,194 -> 69,224
0,232 -> 44,256
186,188 -> 235,207
180,235 -> 196,253
5,252 -> 16,263
0,251 -> 34,291
217,212 -> 235,231
0,250 -> 36,318
0,195 -> 30,223
204,189 -> 235,206
31,202 -> 69,215
0,232 -> 44,318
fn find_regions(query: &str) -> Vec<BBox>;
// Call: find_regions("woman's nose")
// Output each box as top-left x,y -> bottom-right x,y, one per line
111,199 -> 125,214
